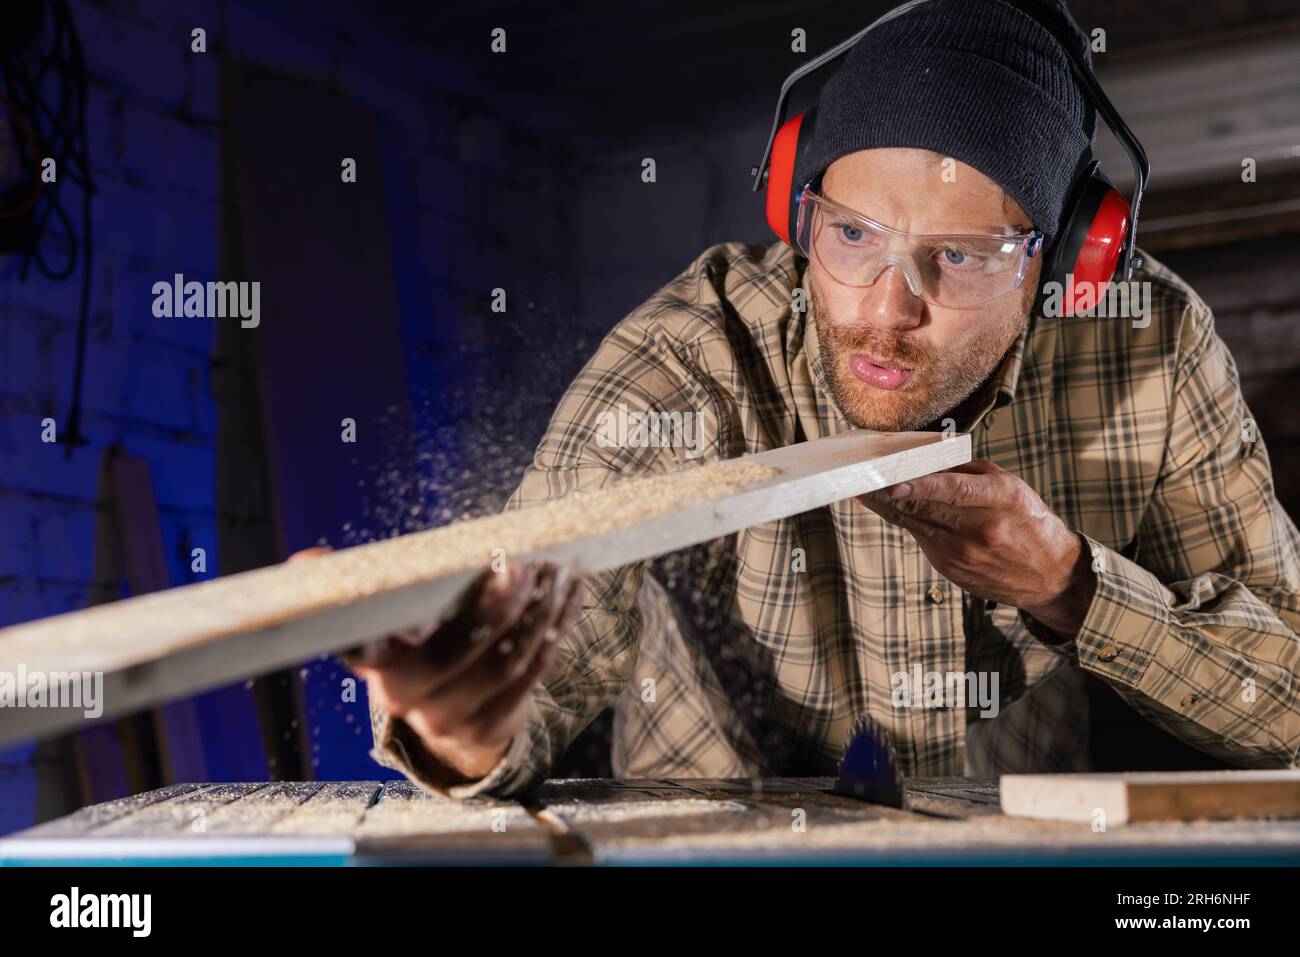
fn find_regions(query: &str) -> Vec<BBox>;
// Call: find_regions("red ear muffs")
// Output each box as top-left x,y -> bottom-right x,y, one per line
1039,160 -> 1131,316
764,109 -> 817,245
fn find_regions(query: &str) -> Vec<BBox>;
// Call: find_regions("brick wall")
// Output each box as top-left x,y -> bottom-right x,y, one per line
0,0 -> 582,832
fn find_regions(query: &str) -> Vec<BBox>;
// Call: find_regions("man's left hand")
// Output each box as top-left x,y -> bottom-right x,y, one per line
858,460 -> 1097,640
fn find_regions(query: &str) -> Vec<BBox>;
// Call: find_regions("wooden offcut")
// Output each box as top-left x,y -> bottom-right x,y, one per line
0,430 -> 970,745
1000,770 -> 1300,825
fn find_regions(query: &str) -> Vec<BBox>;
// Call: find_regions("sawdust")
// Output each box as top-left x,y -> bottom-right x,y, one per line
1,458 -> 778,669
353,786 -> 535,836
541,798 -> 750,823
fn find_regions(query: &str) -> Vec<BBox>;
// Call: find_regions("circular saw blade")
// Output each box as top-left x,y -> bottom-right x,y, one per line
832,712 -> 905,807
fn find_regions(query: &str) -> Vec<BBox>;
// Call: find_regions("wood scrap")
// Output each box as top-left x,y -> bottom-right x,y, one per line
1000,770 -> 1300,824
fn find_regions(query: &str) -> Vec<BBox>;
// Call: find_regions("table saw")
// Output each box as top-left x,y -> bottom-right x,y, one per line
4,776 -> 1299,866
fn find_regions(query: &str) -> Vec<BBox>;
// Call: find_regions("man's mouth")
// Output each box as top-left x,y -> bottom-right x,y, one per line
848,353 -> 915,391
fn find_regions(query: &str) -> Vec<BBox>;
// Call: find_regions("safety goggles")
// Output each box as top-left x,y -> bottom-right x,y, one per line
795,187 -> 1045,309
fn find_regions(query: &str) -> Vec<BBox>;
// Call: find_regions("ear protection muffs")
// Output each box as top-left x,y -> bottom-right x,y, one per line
1036,160 -> 1134,314
750,0 -> 1149,318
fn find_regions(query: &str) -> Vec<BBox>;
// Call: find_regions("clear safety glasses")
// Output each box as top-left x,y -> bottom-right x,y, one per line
795,188 -> 1045,309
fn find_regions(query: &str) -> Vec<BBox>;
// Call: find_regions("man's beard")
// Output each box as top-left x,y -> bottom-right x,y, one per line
808,274 -> 1027,432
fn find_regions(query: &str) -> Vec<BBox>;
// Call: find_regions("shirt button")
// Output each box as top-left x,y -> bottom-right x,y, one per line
984,412 -> 997,429
1180,693 -> 1198,709
926,585 -> 945,605
1097,644 -> 1120,663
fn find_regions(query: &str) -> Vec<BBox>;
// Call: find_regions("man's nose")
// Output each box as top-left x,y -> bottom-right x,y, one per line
857,263 -> 925,330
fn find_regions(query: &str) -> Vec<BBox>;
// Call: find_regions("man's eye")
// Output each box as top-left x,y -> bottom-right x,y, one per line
835,223 -> 866,243
938,247 -> 982,268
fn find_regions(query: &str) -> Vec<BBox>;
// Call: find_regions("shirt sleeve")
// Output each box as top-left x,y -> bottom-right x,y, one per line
370,301 -> 735,797
1037,297 -> 1300,767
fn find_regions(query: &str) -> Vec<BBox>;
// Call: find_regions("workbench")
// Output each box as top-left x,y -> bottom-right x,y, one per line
4,777 -> 1299,866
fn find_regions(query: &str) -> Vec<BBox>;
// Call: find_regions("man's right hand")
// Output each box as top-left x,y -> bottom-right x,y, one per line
289,549 -> 583,783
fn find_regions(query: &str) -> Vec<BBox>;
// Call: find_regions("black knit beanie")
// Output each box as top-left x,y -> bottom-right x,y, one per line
793,0 -> 1096,244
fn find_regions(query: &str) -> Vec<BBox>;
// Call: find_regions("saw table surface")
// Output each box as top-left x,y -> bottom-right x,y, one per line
4,777 -> 1299,866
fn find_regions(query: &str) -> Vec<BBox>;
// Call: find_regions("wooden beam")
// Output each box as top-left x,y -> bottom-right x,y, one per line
1000,770 -> 1300,825
0,430 -> 969,745
107,452 -> 207,787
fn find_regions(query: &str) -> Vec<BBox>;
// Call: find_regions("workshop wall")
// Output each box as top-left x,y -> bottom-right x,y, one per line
0,0 -> 581,834
1159,237 -> 1300,516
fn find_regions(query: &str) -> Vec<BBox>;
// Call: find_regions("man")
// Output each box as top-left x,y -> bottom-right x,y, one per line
349,0 -> 1300,797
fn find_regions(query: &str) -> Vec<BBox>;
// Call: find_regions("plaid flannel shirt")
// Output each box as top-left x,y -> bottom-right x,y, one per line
371,240 -> 1300,798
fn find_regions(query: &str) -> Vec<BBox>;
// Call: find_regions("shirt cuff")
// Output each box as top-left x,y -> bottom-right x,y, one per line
1036,533 -> 1177,688
369,696 -> 545,800
1017,606 -> 1075,649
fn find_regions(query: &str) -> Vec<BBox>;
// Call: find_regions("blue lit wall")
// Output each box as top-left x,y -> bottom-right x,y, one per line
0,0 -> 583,832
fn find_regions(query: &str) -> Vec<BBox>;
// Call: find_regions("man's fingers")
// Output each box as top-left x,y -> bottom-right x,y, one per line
417,563 -> 539,677
492,563 -> 564,683
286,545 -> 333,562
434,572 -> 582,728
460,630 -> 559,748
373,573 -> 585,762
341,635 -> 414,671
424,564 -> 568,715
874,458 -> 1004,502
858,490 -> 943,530
888,469 -> 1024,510
557,577 -> 585,634
338,556 -> 584,738
338,563 -> 530,679
858,487 -> 980,536
507,564 -> 574,679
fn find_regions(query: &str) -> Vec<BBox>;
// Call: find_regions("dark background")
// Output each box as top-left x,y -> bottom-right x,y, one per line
1,0 -> 1298,834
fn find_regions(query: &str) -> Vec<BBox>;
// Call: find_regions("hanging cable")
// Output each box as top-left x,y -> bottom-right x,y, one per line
0,0 -> 96,455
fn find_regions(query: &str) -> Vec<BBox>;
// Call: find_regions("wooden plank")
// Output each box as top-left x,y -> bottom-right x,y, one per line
0,430 -> 970,745
65,453 -> 141,806
110,455 -> 172,597
1000,770 -> 1300,825
108,452 -> 209,787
